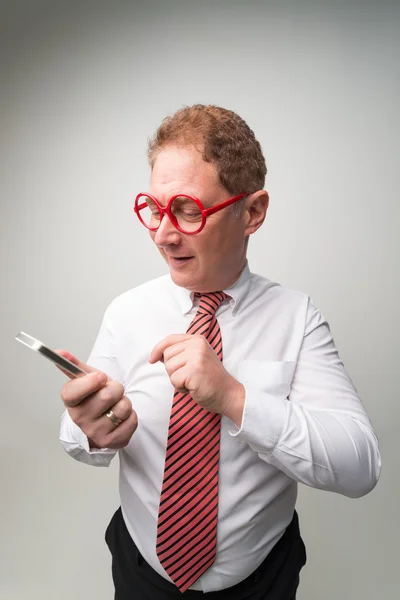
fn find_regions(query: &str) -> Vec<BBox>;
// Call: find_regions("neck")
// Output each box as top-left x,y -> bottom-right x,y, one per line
191,261 -> 247,294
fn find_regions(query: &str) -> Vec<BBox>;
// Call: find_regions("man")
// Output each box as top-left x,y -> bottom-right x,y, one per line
59,105 -> 381,599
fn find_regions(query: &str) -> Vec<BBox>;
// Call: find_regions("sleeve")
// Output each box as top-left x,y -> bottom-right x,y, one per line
231,299 -> 381,498
59,302 -> 121,467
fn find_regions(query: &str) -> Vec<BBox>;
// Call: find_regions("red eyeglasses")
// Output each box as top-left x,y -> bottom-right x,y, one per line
134,192 -> 247,235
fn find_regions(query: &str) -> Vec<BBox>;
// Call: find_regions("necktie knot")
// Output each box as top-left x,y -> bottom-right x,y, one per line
195,291 -> 228,316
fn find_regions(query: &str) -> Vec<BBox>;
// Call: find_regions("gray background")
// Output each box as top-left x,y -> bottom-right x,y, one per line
1,0 -> 399,598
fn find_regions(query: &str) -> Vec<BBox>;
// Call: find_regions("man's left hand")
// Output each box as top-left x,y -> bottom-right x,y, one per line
149,334 -> 245,426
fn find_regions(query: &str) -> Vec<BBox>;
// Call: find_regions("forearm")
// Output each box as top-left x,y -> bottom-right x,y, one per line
231,390 -> 380,498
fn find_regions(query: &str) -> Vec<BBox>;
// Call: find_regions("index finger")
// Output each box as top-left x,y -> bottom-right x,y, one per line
149,334 -> 192,364
61,371 -> 108,408
55,350 -> 107,381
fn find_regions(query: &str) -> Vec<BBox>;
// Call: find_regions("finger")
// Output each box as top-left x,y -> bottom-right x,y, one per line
90,381 -> 126,419
61,371 -> 108,408
107,396 -> 132,422
169,366 -> 190,394
163,342 -> 189,363
149,334 -> 191,364
164,352 -> 188,378
55,350 -> 106,381
101,395 -> 132,431
103,410 -> 139,450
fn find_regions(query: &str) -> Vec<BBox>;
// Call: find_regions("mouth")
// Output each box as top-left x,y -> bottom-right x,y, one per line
168,256 -> 194,266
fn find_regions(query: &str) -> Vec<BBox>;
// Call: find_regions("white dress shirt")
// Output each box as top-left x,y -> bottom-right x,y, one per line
59,264 -> 380,593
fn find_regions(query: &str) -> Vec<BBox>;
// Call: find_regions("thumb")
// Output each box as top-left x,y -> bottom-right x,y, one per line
55,349 -> 109,381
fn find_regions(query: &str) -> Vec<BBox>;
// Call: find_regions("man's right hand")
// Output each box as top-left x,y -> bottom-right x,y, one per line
57,350 -> 138,450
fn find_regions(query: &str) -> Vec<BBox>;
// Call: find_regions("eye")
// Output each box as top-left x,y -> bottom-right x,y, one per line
171,197 -> 202,221
182,208 -> 201,218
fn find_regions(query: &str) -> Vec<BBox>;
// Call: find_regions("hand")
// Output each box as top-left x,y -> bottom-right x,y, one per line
149,334 -> 245,425
57,350 -> 138,450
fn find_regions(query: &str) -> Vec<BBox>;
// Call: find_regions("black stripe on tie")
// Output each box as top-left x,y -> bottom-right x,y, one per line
163,412 -> 220,474
164,415 -> 219,463
157,479 -> 219,537
164,421 -> 219,488
210,294 -> 222,307
190,307 -> 210,325
187,312 -> 210,335
190,316 -> 212,336
168,394 -> 193,419
163,418 -> 220,480
173,389 -> 186,399
212,335 -> 223,353
199,297 -> 218,313
158,509 -> 217,560
159,462 -> 220,527
175,546 -> 216,587
176,448 -> 219,498
166,403 -> 209,444
160,437 -> 221,498
206,319 -> 220,346
167,398 -> 204,430
168,527 -> 217,577
158,476 -> 219,536
165,410 -> 213,451
188,315 -> 211,335
158,462 -> 219,524
157,487 -> 219,553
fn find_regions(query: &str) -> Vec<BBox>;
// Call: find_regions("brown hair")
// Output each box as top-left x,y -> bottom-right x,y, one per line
147,104 -> 267,196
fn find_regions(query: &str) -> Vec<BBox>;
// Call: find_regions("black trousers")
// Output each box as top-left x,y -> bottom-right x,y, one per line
105,508 -> 306,600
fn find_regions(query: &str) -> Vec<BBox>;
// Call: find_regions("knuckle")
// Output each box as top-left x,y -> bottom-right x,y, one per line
165,362 -> 174,377
61,384 -> 73,406
193,336 -> 206,350
108,412 -> 138,450
130,410 -> 138,430
113,381 -> 125,399
118,398 -> 132,420
100,387 -> 114,405
170,374 -> 181,389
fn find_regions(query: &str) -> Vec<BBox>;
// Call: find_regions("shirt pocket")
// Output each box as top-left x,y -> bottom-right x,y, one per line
238,360 -> 296,399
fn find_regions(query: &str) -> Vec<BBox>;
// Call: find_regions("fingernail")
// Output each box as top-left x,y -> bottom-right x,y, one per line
97,372 -> 107,384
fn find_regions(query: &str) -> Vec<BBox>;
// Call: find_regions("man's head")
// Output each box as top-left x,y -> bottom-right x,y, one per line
145,105 -> 269,292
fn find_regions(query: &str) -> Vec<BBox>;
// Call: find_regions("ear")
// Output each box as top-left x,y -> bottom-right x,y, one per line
244,190 -> 269,236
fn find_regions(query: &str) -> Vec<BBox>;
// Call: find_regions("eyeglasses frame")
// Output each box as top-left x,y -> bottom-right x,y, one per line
134,192 -> 248,235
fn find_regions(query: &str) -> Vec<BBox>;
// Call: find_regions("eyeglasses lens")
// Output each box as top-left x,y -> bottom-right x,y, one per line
137,197 -> 161,229
137,196 -> 203,233
170,197 -> 203,233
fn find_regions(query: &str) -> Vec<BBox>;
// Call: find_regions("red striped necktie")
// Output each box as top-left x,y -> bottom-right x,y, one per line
156,291 -> 228,592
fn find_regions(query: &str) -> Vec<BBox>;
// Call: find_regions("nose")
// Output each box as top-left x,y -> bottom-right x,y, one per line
153,214 -> 181,247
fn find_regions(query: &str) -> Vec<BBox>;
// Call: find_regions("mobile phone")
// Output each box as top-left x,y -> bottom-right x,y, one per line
15,331 -> 88,378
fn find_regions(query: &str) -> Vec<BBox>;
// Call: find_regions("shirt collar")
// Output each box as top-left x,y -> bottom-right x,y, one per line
171,262 -> 252,316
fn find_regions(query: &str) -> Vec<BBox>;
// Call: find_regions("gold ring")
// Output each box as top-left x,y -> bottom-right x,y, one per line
105,409 -> 122,426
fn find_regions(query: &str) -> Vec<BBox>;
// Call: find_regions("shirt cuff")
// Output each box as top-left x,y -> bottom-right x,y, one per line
60,412 -> 117,466
228,383 -> 288,452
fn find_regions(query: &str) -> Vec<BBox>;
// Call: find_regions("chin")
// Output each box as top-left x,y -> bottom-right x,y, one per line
169,271 -> 191,289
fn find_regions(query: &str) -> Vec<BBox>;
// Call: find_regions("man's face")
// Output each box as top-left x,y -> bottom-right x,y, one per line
149,146 -> 248,293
